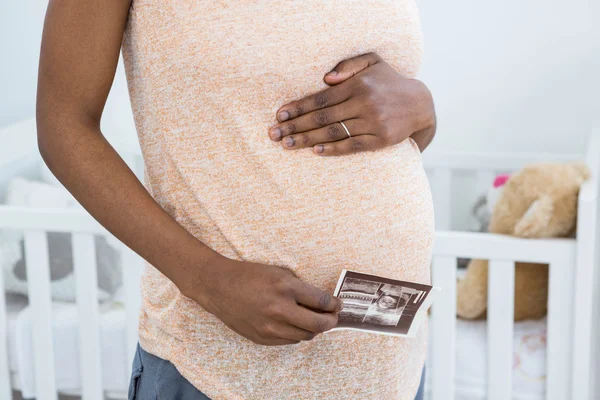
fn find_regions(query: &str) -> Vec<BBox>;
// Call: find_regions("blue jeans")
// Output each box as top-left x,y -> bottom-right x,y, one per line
129,343 -> 426,399
128,343 -> 211,400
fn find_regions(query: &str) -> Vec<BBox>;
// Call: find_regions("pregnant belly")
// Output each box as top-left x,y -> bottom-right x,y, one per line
287,141 -> 434,290
166,136 -> 435,294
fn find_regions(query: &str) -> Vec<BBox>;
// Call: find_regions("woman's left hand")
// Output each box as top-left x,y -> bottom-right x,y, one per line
269,52 -> 436,156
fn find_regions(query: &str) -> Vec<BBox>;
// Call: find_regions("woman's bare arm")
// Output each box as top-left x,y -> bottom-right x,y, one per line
36,0 -> 219,300
36,0 -> 341,346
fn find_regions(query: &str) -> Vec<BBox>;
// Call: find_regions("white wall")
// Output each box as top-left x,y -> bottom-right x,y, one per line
1,0 -> 596,154
417,0 -> 595,155
0,0 -> 137,152
0,1 -> 47,126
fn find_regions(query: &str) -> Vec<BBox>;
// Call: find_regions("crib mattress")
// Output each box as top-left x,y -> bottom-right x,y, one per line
426,317 -> 547,400
5,293 -> 130,398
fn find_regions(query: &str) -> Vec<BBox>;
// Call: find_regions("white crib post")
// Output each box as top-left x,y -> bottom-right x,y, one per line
24,231 -> 58,400
571,130 -> 600,400
546,252 -> 576,400
120,148 -> 146,365
432,169 -> 452,230
571,196 -> 598,400
73,233 -> 104,400
0,253 -> 10,400
487,260 -> 515,400
121,246 -> 143,374
430,255 -> 457,400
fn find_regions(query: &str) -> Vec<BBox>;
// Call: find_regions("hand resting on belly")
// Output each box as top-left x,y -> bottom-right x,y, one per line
268,52 -> 436,156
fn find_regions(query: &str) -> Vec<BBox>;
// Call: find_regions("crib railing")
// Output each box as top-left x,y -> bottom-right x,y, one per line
423,131 -> 600,400
429,232 -> 577,400
0,206 -> 145,400
1,212 -> 586,400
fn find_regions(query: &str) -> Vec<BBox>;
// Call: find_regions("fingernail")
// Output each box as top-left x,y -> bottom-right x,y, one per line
315,145 -> 324,153
327,70 -> 338,76
278,111 -> 290,122
284,136 -> 294,148
270,128 -> 281,140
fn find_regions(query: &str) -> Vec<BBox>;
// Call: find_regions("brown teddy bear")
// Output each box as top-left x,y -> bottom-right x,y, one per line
456,162 -> 590,321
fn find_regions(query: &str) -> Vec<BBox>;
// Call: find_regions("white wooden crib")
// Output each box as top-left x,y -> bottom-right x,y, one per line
1,118 -> 599,400
422,128 -> 600,400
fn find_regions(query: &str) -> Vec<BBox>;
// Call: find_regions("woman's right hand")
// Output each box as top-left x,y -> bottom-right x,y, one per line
181,255 -> 343,346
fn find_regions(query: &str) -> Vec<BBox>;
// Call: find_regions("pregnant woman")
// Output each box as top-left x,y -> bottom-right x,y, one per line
37,1 -> 436,399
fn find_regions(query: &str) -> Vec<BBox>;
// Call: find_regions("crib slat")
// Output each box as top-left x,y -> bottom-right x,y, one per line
73,233 -> 104,400
487,260 -> 515,400
430,255 -> 457,400
24,231 -> 57,400
121,246 -> 144,371
546,256 -> 574,400
432,169 -> 452,230
0,260 -> 10,400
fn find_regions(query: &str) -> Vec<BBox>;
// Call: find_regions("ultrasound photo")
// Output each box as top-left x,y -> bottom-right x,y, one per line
329,270 -> 438,337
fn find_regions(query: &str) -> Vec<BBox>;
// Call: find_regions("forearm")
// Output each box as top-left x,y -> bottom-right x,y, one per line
36,117 -> 220,299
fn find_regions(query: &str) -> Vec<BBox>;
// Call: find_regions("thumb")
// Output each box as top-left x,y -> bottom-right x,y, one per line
323,52 -> 382,85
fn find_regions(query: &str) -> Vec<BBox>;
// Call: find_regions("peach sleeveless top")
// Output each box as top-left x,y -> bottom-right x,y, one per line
121,1 -> 434,399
